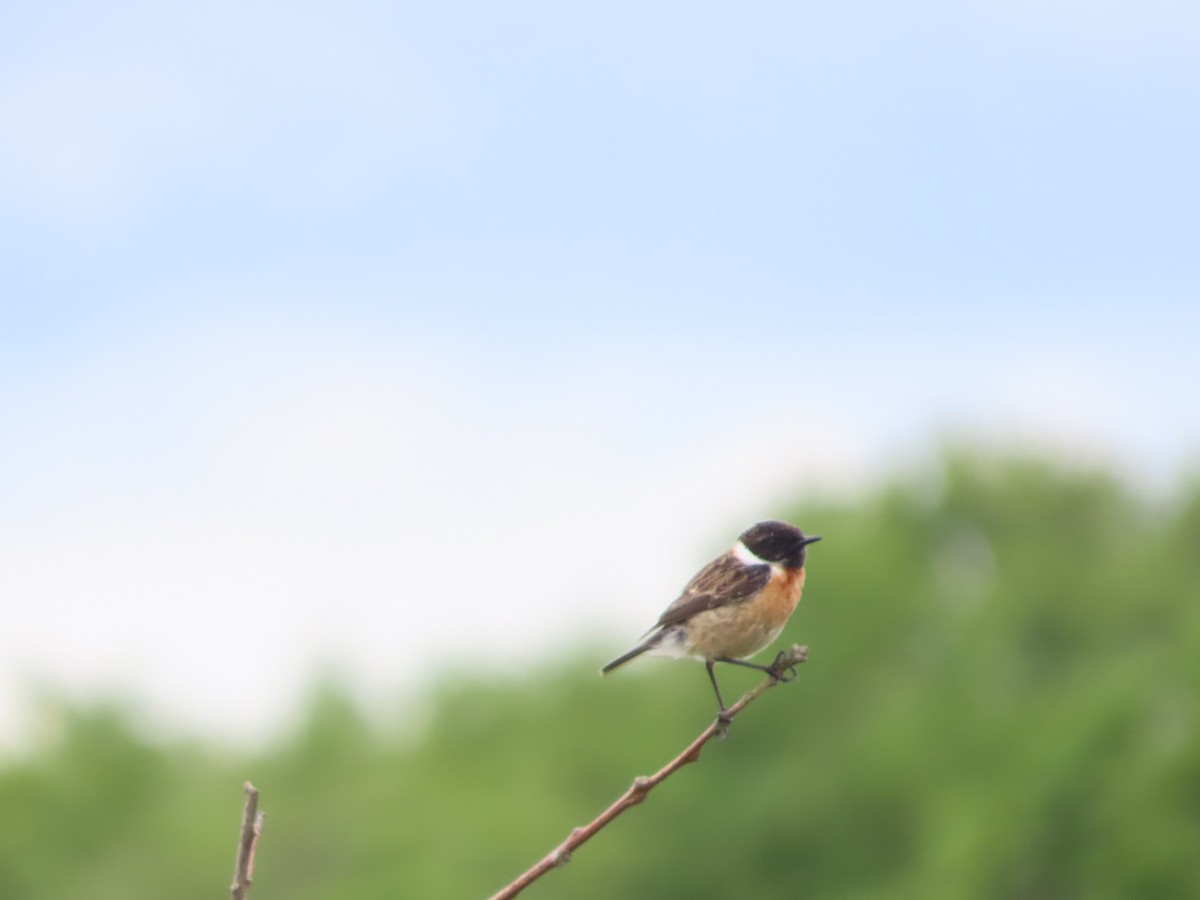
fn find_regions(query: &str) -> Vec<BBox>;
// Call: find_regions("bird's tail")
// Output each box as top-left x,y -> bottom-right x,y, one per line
600,634 -> 661,674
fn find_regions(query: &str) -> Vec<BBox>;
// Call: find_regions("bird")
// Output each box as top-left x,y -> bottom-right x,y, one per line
601,520 -> 821,713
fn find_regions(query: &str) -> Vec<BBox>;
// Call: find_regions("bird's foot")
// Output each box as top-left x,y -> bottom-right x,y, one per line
769,650 -> 800,683
714,707 -> 733,740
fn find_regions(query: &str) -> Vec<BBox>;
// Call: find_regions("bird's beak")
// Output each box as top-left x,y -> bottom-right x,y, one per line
801,535 -> 823,546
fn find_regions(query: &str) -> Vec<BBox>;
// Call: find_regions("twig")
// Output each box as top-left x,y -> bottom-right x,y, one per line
231,781 -> 265,900
487,644 -> 809,900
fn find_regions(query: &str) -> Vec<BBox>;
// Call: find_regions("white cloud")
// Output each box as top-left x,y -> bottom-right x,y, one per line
1,306 -> 1196,747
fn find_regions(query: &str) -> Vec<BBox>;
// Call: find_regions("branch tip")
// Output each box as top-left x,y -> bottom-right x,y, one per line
231,781 -> 264,900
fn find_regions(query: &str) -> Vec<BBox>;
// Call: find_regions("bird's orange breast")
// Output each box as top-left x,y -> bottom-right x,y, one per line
757,566 -> 806,627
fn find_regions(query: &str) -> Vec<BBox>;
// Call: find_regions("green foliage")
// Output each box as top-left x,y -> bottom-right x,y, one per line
2,453 -> 1198,898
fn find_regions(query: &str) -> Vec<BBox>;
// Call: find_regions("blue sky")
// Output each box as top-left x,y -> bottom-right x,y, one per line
1,0 -> 1197,745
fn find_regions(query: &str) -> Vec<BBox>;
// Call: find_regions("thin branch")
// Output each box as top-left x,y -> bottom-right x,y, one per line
487,644 -> 809,900
230,781 -> 265,900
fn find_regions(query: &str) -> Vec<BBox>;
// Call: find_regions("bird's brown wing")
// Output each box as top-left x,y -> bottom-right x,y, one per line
653,552 -> 772,629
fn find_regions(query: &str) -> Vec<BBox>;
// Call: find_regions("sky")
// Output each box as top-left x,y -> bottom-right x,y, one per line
1,0 -> 1197,747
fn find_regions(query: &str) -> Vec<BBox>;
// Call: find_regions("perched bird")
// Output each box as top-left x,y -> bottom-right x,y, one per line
601,520 -> 821,712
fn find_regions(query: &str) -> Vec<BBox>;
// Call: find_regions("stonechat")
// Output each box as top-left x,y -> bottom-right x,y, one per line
602,520 -> 821,712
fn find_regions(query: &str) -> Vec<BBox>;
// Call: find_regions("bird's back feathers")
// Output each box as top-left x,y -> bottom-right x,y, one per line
653,552 -> 772,629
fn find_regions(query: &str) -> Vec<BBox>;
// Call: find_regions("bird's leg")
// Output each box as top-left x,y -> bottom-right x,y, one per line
705,661 -> 731,721
716,654 -> 799,683
714,656 -> 775,674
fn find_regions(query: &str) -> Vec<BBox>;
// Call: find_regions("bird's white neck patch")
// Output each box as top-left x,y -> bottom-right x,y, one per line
732,540 -> 768,566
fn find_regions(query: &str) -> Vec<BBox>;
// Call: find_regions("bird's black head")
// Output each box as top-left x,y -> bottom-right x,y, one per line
739,520 -> 822,568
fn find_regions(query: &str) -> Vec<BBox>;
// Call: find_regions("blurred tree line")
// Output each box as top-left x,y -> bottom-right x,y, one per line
1,452 -> 1198,899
